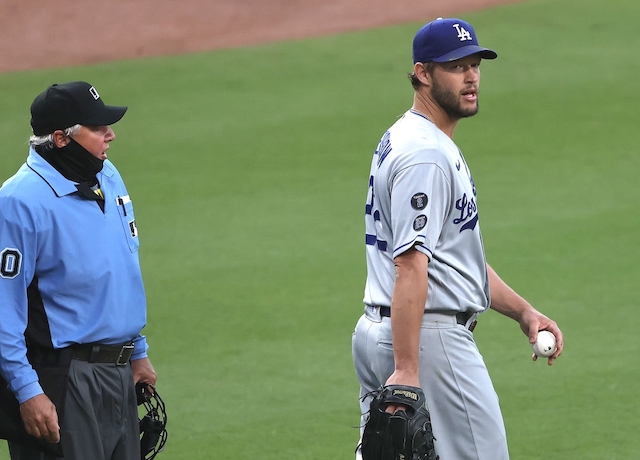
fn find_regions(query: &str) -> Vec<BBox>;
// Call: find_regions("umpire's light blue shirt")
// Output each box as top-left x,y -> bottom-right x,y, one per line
0,149 -> 148,403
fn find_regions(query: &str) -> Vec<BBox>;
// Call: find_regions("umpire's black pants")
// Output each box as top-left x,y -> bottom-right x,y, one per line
8,359 -> 140,460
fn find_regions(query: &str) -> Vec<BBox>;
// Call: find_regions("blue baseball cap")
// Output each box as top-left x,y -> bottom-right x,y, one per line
412,18 -> 497,64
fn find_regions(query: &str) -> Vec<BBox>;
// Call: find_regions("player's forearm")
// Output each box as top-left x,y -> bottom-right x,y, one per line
486,263 -> 533,321
390,249 -> 428,379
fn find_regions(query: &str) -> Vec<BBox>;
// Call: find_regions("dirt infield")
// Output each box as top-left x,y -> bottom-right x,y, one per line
0,0 -> 519,74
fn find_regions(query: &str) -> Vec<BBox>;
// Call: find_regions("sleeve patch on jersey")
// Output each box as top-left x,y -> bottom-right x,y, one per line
411,193 -> 428,210
0,248 -> 22,279
413,215 -> 427,231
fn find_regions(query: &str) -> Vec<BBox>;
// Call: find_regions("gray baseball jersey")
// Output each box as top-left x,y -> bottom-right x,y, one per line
363,109 -> 489,313
353,110 -> 509,459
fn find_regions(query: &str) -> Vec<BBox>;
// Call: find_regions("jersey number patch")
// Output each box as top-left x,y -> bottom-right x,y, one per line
1,248 -> 22,279
365,175 -> 388,251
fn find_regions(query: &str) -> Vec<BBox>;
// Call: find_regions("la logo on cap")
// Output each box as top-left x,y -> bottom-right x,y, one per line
453,23 -> 472,42
89,86 -> 100,100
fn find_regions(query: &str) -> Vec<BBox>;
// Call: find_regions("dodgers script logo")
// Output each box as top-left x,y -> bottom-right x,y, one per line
454,193 -> 478,232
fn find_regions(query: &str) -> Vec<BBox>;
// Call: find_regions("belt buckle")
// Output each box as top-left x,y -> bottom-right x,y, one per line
457,312 -> 478,332
116,344 -> 134,366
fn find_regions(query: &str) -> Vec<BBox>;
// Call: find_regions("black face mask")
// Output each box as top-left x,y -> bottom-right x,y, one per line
37,137 -> 104,184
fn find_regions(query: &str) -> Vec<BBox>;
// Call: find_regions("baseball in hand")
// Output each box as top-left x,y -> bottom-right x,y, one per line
532,330 -> 557,357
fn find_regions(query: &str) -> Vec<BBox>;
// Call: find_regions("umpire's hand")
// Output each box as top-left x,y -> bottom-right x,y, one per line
131,357 -> 157,387
20,393 -> 60,443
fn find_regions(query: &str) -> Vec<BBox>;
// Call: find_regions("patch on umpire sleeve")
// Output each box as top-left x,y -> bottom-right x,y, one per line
411,193 -> 428,210
1,247 -> 22,279
413,215 -> 427,231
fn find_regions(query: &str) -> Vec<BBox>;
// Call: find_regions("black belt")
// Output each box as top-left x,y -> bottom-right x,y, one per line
70,343 -> 134,366
378,306 -> 477,331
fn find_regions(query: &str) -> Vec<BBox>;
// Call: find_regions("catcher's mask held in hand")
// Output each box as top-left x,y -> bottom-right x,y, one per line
360,385 -> 439,460
136,382 -> 168,460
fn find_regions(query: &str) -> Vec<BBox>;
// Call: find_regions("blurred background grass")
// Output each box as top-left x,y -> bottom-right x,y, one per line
1,0 -> 639,458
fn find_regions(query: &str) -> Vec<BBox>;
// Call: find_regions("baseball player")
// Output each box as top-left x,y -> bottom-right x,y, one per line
0,81 -> 156,459
352,18 -> 564,459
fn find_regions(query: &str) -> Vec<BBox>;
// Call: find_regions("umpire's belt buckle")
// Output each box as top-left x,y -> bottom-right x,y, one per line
116,344 -> 135,366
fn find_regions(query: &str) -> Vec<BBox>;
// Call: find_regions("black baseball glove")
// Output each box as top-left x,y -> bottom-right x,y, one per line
360,385 -> 438,460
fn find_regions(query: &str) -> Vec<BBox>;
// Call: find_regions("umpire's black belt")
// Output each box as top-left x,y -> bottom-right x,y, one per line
70,342 -> 134,366
378,306 -> 477,331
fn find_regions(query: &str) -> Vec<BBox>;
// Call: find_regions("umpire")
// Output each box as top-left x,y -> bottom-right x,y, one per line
0,81 -> 157,459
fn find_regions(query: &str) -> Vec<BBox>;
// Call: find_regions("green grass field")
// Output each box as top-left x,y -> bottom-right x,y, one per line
2,0 -> 639,458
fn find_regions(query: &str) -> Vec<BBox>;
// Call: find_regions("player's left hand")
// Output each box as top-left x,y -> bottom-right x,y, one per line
519,309 -> 563,365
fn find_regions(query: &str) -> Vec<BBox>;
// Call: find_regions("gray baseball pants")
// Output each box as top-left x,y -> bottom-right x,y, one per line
352,306 -> 510,460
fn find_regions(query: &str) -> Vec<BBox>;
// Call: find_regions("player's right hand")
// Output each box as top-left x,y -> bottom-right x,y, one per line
20,393 -> 60,443
384,371 -> 420,414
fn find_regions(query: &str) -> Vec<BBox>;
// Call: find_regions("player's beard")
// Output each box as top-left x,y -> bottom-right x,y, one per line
431,77 -> 479,119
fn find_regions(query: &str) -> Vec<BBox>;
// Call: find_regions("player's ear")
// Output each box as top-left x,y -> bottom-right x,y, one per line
52,130 -> 70,148
413,62 -> 432,87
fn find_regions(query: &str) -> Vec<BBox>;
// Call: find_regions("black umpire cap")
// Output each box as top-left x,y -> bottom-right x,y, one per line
30,81 -> 128,136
